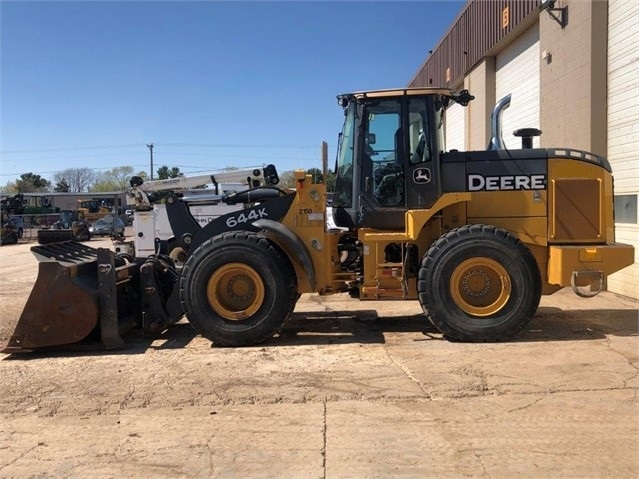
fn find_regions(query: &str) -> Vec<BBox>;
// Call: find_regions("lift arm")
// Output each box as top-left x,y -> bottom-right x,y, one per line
127,165 -> 279,209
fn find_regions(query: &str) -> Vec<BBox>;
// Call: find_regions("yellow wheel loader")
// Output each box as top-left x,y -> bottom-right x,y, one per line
2,88 -> 634,353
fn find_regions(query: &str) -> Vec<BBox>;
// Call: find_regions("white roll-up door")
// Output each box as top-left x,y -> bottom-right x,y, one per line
607,0 -> 638,298
495,25 -> 540,149
445,102 -> 465,151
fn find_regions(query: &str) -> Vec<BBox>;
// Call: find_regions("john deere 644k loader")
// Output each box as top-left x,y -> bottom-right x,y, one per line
2,88 -> 634,352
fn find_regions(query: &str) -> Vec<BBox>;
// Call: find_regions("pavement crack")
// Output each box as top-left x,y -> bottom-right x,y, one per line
605,337 -> 639,369
604,337 -> 639,388
322,398 -> 327,479
474,452 -> 491,478
384,349 -> 432,399
0,443 -> 42,472
506,396 -> 544,414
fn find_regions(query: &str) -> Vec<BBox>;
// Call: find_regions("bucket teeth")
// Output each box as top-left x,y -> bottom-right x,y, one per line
30,241 -> 99,264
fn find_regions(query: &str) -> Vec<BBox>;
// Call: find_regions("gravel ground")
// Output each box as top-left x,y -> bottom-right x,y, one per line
0,236 -> 637,478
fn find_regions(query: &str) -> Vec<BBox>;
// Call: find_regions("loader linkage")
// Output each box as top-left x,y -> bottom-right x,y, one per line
1,241 -> 182,353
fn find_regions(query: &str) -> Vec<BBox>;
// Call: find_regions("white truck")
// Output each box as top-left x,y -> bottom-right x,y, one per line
125,167 -> 279,259
132,202 -> 243,259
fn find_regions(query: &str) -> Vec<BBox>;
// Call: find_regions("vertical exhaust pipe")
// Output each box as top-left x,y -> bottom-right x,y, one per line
488,94 -> 511,150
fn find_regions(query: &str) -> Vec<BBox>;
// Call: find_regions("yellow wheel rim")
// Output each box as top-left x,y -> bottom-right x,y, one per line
207,263 -> 265,321
450,257 -> 511,316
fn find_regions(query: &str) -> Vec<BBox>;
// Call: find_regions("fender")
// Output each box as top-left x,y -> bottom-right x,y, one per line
253,218 -> 316,291
187,192 -> 297,256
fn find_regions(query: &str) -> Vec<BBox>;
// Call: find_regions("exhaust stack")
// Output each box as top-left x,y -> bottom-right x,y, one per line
488,94 -> 511,150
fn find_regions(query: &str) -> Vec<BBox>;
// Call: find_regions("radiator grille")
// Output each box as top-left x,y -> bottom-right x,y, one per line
551,179 -> 601,241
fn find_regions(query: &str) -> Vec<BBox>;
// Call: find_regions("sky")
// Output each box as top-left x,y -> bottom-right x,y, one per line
0,0 -> 464,187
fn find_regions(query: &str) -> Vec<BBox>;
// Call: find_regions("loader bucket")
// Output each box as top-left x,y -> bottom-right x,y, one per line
1,242 -> 140,353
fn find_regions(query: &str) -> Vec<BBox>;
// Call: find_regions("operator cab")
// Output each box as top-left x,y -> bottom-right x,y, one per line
332,88 -> 472,230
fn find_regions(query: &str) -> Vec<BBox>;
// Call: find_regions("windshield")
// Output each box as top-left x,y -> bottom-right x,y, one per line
333,103 -> 356,208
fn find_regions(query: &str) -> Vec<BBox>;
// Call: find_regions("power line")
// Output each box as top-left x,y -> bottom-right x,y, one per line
1,142 -> 324,155
158,143 -> 320,149
0,165 -> 150,177
0,144 -> 144,154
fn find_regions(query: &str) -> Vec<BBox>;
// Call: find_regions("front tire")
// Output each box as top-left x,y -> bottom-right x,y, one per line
418,225 -> 541,342
180,231 -> 297,346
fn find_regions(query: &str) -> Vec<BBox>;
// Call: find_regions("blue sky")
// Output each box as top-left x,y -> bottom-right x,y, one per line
1,1 -> 464,186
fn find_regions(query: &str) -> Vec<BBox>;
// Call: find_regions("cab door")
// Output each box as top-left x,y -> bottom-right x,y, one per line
358,98 -> 407,230
404,96 -> 443,210
357,96 -> 441,229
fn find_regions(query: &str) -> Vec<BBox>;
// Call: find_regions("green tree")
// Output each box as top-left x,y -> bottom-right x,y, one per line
157,166 -> 181,180
54,179 -> 70,192
91,166 -> 135,192
15,172 -> 51,192
306,167 -> 323,184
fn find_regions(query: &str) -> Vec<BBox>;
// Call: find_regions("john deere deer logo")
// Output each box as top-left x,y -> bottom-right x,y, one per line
413,168 -> 432,184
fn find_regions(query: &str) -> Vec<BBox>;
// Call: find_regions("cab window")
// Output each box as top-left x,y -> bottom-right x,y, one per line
408,98 -> 431,165
364,100 -> 404,206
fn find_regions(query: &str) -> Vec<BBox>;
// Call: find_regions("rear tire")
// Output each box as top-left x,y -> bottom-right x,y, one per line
180,231 -> 297,346
418,224 -> 541,342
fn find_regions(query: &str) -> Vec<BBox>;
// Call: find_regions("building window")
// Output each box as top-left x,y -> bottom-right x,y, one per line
614,194 -> 638,224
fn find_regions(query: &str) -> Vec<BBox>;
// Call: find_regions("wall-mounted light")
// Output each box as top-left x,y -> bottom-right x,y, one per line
539,0 -> 567,29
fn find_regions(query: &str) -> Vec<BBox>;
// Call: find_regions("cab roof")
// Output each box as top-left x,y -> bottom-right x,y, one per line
344,87 -> 454,99
337,88 -> 474,106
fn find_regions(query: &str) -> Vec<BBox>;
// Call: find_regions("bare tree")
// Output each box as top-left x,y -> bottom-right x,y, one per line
91,166 -> 135,192
52,168 -> 96,192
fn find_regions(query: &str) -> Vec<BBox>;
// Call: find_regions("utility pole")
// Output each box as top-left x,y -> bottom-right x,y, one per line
147,143 -> 154,180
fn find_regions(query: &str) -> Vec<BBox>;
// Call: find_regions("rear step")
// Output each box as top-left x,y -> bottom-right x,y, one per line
1,241 -> 182,353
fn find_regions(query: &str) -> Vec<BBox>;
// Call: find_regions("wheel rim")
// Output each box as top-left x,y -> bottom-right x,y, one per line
207,263 -> 265,321
450,257 -> 511,316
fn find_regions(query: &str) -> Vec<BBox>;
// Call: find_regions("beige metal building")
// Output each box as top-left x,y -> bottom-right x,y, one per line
410,0 -> 638,298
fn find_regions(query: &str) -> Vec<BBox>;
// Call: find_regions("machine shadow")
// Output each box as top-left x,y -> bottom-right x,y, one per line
1,321 -> 200,360
514,307 -> 638,342
268,310 -> 439,347
269,307 -> 638,346
3,307 -> 636,359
